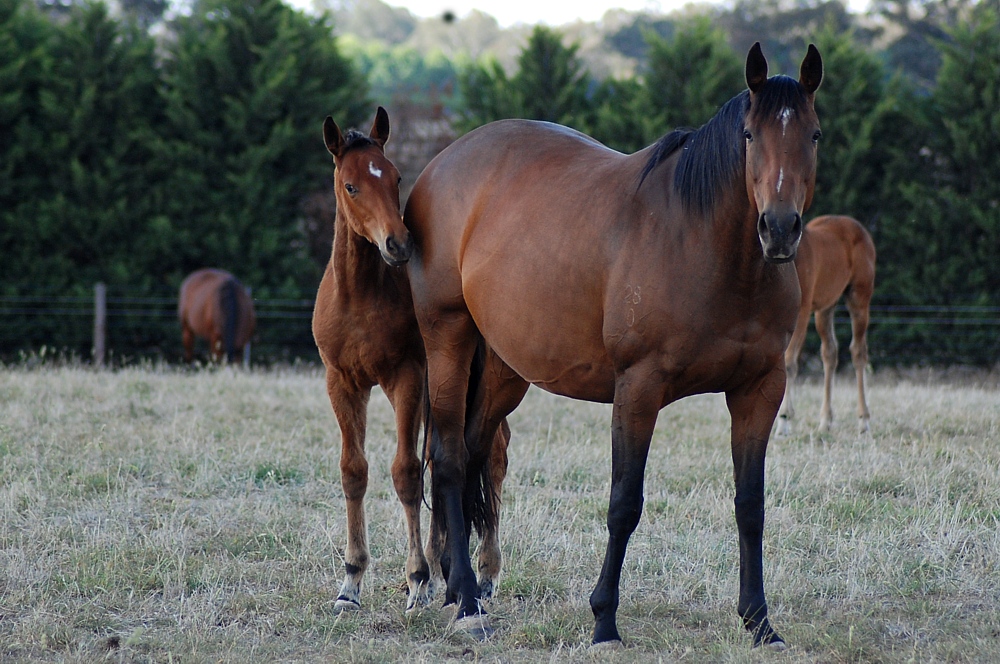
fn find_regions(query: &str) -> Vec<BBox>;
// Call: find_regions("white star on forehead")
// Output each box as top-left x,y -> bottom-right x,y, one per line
369,161 -> 382,178
779,108 -> 793,134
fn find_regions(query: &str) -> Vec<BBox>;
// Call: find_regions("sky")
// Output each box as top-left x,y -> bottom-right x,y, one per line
310,0 -> 871,28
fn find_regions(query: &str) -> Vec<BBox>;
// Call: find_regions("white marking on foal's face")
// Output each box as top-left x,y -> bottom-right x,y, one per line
779,107 -> 793,135
369,161 -> 382,178
777,167 -> 784,194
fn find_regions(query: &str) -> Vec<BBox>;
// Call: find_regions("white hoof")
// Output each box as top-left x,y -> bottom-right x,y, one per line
775,416 -> 792,437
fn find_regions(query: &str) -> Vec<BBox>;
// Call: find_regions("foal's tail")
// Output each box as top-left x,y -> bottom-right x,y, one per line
219,278 -> 240,363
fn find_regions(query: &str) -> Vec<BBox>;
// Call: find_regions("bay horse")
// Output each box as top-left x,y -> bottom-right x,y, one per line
776,214 -> 875,435
178,268 -> 256,365
311,108 -> 509,614
405,43 -> 823,646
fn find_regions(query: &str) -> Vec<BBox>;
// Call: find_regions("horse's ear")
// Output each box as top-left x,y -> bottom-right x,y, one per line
799,44 -> 823,95
746,42 -> 768,94
370,106 -> 390,148
324,116 -> 345,159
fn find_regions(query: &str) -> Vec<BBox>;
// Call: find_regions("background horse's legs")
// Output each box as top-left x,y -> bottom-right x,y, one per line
815,304 -> 839,431
589,367 -> 662,645
327,378 -> 372,612
181,323 -> 195,364
777,307 -> 811,435
726,368 -> 785,648
846,288 -> 872,433
382,362 -> 433,612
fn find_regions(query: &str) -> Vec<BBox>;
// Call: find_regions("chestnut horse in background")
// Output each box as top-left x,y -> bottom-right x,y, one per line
776,214 -> 875,435
178,268 -> 256,365
311,108 -> 509,614
405,43 -> 823,646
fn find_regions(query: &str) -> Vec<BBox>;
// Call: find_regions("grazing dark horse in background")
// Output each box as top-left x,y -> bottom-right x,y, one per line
311,108 -> 509,613
178,268 -> 256,365
405,43 -> 823,646
776,214 -> 875,435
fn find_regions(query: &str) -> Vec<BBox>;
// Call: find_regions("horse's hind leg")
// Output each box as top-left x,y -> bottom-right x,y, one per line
777,307 -> 811,436
182,323 -> 195,364
382,362 -> 432,612
846,288 -> 872,433
328,377 -> 372,612
815,304 -> 838,431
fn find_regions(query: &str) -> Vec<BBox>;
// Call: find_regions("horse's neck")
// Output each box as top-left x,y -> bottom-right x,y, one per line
331,214 -> 400,300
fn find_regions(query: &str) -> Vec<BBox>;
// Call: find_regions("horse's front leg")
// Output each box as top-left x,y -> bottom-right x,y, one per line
327,377 -> 372,612
589,368 -> 662,645
382,361 -> 432,612
726,367 -> 786,648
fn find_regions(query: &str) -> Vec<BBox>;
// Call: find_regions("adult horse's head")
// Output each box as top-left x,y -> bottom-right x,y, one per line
744,42 -> 823,263
324,107 -> 411,266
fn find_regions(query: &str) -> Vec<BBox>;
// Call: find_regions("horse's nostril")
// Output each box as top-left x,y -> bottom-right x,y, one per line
792,214 -> 802,235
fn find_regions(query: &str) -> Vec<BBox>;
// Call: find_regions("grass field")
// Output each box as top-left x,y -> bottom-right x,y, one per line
1,364 -> 999,662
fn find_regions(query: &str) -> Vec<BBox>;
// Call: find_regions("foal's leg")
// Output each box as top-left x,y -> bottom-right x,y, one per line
726,367 -> 786,648
815,305 -> 838,431
382,361 -> 432,612
846,289 -> 871,433
589,366 -> 662,645
327,376 -> 372,611
776,307 -> 811,436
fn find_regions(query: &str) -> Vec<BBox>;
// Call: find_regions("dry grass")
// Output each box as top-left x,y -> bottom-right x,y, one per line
1,364 -> 999,662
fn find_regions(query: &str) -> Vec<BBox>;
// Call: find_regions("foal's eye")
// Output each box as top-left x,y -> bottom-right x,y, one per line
345,183 -> 358,196
743,130 -> 753,142
812,130 -> 822,143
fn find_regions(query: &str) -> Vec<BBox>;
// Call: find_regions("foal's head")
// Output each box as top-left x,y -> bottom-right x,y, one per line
743,42 -> 823,263
324,107 -> 411,266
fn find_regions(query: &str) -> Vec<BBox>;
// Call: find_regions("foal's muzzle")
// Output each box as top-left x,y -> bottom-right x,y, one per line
381,232 -> 413,266
757,211 -> 802,263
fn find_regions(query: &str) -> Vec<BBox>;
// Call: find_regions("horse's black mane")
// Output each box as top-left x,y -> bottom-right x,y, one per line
638,75 -> 809,216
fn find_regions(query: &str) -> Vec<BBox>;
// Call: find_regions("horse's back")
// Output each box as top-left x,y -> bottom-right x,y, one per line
799,216 -> 875,309
179,268 -> 254,344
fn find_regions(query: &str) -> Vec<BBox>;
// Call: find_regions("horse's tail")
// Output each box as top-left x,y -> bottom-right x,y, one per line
219,277 -> 240,363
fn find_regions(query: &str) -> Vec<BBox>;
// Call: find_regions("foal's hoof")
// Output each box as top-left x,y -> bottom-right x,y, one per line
765,640 -> 788,652
454,613 -> 494,640
589,639 -> 624,652
478,578 -> 496,602
334,596 -> 362,613
405,582 -> 433,614
858,417 -> 870,434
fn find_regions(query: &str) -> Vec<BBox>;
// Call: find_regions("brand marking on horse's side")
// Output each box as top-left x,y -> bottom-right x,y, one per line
779,107 -> 793,135
369,162 -> 382,178
624,285 -> 641,327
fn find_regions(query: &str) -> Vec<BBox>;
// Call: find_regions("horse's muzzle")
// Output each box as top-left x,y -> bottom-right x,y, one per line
757,211 -> 802,263
381,233 -> 413,266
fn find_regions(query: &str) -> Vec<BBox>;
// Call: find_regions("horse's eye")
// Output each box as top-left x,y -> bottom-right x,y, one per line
744,130 -> 753,142
345,183 -> 358,196
812,130 -> 822,143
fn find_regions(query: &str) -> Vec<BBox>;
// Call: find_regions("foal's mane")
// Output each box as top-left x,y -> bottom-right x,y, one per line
341,129 -> 379,154
638,75 -> 809,216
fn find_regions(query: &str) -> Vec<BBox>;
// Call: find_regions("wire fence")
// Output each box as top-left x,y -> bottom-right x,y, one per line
2,288 -> 1000,368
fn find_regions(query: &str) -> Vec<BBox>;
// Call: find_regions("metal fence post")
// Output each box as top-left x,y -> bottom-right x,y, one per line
93,282 -> 106,367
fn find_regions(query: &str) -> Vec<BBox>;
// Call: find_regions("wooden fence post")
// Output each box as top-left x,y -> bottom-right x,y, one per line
93,282 -> 106,368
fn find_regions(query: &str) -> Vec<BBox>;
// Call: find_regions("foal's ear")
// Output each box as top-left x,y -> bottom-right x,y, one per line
323,116 -> 345,159
799,44 -> 823,95
369,106 -> 390,148
746,42 -> 768,94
